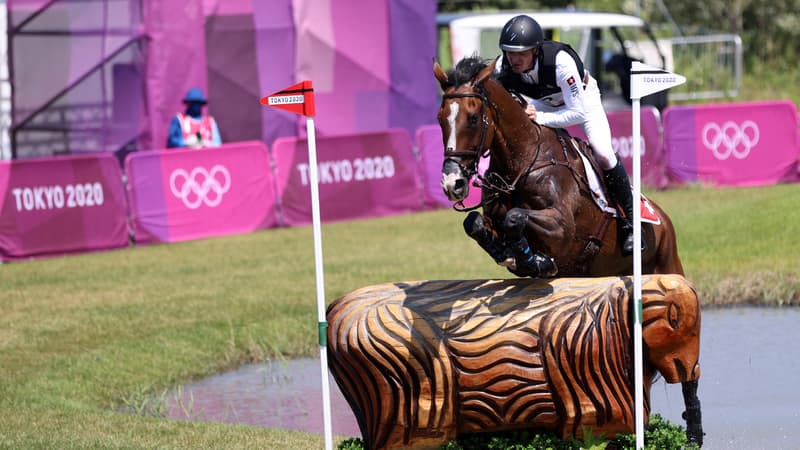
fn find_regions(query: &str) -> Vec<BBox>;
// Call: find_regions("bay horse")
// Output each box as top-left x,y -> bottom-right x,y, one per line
434,56 -> 683,278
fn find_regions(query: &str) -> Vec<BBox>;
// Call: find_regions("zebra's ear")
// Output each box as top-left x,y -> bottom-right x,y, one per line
473,63 -> 494,87
434,60 -> 449,89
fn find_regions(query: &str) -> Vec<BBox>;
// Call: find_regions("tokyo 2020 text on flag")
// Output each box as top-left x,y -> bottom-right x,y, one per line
260,80 -> 315,117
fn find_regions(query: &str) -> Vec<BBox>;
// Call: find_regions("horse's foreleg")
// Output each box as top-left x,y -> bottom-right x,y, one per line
463,211 -> 509,265
681,380 -> 704,446
503,209 -> 558,278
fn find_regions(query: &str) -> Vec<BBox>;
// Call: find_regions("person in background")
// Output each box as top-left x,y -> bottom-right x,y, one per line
493,14 -> 643,257
166,87 -> 222,149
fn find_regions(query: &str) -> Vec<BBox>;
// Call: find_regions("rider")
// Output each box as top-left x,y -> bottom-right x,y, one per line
493,14 -> 643,257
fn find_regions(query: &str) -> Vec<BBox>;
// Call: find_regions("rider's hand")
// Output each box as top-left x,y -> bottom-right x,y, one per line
525,104 -> 537,121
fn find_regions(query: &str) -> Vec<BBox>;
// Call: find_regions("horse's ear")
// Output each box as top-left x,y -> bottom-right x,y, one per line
473,63 -> 495,87
433,60 -> 449,89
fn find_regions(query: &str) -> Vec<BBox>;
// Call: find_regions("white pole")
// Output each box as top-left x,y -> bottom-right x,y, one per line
631,97 -> 645,450
629,61 -> 684,450
306,116 -> 334,450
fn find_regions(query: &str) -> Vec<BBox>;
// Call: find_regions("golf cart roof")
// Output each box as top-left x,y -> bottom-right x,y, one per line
439,10 -> 653,72
438,11 -> 646,30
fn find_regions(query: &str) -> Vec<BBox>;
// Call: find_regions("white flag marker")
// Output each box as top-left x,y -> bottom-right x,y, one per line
630,61 -> 685,450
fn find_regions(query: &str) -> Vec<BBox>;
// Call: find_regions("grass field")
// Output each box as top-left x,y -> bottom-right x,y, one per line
0,183 -> 798,448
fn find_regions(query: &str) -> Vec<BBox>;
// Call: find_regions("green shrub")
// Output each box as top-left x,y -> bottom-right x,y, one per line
336,414 -> 696,450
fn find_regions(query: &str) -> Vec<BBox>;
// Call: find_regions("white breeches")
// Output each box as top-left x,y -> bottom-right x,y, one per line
580,76 -> 617,170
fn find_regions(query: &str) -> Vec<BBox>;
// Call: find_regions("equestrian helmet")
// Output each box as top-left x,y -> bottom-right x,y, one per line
499,15 -> 544,52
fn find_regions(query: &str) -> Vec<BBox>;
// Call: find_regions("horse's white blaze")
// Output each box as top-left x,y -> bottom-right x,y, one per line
441,101 -> 466,200
446,101 -> 459,151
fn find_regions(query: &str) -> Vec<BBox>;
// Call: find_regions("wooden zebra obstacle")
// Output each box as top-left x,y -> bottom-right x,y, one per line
326,275 -> 703,449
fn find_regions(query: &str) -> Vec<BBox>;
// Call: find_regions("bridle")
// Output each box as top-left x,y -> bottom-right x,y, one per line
441,89 -> 492,179
440,84 -> 549,213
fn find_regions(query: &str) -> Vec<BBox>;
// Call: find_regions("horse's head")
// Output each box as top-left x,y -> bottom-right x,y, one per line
434,57 -> 496,202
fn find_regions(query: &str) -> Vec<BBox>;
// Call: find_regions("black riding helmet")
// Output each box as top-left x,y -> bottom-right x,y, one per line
499,15 -> 544,52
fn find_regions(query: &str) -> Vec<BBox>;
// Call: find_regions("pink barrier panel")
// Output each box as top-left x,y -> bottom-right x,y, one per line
415,124 -> 488,209
272,129 -> 424,225
125,141 -> 278,244
663,100 -> 800,186
567,106 -> 667,188
0,154 -> 129,261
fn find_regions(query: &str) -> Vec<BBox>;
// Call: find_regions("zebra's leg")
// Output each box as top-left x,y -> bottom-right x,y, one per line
682,380 -> 704,447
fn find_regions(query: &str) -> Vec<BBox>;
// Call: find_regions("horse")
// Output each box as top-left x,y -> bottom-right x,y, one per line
434,56 -> 683,278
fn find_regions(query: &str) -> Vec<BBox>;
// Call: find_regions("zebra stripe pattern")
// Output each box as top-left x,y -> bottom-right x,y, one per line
327,275 -> 700,450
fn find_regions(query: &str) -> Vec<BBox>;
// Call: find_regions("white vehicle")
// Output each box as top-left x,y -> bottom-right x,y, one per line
437,10 -> 742,110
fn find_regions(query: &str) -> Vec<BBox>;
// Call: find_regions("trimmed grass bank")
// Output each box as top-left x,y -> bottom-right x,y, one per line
0,184 -> 797,448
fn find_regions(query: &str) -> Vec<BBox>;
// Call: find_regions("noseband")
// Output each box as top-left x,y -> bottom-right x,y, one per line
441,90 -> 491,178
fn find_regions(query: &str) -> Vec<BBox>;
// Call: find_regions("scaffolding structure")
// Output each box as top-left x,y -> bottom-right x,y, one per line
7,0 -> 146,160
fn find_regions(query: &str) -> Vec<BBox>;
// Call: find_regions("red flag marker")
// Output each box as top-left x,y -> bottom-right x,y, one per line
260,80 -> 315,117
259,80 -> 330,450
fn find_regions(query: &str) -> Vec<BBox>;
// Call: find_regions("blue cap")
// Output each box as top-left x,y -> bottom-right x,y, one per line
183,87 -> 207,104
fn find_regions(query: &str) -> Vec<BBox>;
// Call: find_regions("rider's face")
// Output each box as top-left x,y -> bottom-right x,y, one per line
506,49 -> 535,74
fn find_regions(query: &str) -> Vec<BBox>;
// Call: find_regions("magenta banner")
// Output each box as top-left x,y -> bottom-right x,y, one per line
416,124 -> 488,209
0,154 -> 129,261
125,141 -> 278,244
663,100 -> 800,186
272,129 -> 425,225
567,107 -> 667,188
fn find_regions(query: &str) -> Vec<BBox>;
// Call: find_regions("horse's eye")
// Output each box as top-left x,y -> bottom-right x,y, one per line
468,114 -> 479,127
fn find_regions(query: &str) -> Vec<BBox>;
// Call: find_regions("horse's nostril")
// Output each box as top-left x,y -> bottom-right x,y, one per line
454,179 -> 466,191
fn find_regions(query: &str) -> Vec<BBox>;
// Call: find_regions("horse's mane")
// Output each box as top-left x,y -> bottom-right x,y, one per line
443,55 -> 491,89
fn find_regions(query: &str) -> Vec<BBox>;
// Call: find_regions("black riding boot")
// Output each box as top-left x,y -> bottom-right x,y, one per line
603,158 -> 646,256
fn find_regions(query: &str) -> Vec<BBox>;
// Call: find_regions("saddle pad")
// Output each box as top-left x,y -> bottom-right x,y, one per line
576,148 -> 616,215
640,195 -> 661,225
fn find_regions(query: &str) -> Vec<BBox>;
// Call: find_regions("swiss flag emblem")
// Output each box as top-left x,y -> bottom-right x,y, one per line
567,76 -> 576,85
640,196 -> 661,225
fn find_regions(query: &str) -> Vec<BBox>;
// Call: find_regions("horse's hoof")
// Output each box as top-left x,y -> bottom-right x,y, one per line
536,254 -> 558,278
498,257 -> 517,270
540,262 -> 558,278
508,252 -> 557,279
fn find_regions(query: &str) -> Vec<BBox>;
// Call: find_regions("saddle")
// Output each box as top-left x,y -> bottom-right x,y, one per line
556,128 -> 662,225
553,128 -> 618,271
553,128 -> 617,216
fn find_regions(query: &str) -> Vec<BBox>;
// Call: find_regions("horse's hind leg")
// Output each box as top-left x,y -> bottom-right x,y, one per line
463,211 -> 509,264
503,209 -> 558,278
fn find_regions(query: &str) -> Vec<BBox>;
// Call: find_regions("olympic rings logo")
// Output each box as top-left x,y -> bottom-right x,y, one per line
169,165 -> 231,209
701,120 -> 760,160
